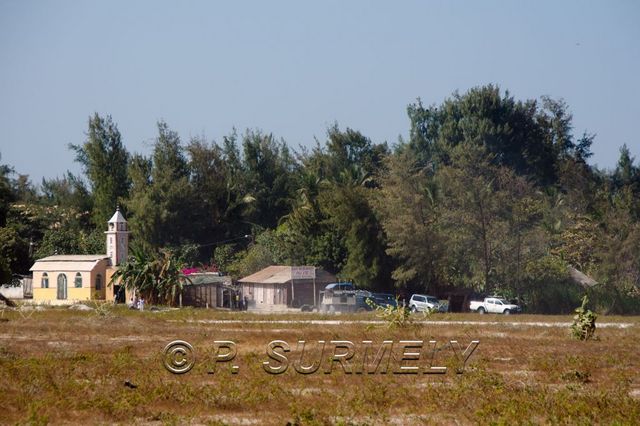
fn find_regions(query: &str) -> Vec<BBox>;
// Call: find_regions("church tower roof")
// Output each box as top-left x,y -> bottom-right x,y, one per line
108,207 -> 127,224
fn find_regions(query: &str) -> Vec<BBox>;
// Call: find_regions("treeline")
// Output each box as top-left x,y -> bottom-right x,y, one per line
1,85 -> 639,313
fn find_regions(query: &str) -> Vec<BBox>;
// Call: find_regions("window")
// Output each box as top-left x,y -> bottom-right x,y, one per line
74,272 -> 82,288
95,274 -> 102,291
41,273 -> 49,288
57,274 -> 67,300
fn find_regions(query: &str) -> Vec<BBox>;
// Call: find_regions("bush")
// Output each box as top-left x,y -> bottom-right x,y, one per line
367,297 -> 415,328
570,295 -> 597,341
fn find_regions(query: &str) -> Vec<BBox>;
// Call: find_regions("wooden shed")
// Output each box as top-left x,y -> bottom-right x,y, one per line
179,273 -> 233,308
238,266 -> 336,310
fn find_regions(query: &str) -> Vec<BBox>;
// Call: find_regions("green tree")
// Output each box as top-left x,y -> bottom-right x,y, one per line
406,85 -> 590,186
437,145 -> 506,292
241,130 -> 298,229
185,134 -> 255,257
0,153 -> 15,227
110,244 -> 188,305
126,121 -> 193,248
0,227 -> 26,282
319,171 -> 390,289
280,126 -> 391,287
225,229 -> 289,278
40,172 -> 93,227
70,114 -> 130,226
374,150 -> 444,293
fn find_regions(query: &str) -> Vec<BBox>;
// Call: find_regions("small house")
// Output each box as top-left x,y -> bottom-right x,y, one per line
238,266 -> 336,310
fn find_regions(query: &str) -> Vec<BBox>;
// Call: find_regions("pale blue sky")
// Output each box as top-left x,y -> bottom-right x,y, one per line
1,1 -> 639,183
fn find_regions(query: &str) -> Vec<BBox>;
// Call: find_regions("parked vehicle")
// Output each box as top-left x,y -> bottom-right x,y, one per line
316,282 -> 374,313
371,293 -> 397,308
409,294 -> 446,313
469,297 -> 521,314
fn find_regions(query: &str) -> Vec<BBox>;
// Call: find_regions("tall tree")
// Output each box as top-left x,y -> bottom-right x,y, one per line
0,153 -> 14,227
374,150 -> 444,293
241,130 -> 297,229
127,121 -> 193,248
71,113 -> 130,226
406,85 -> 591,186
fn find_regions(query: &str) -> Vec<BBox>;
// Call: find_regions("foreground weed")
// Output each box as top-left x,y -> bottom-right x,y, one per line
367,297 -> 416,328
571,295 -> 597,341
89,300 -> 116,318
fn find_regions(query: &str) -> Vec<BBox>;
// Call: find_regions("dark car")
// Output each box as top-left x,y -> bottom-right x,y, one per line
371,293 -> 398,308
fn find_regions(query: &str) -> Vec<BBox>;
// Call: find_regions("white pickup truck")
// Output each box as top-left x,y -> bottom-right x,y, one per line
469,297 -> 521,315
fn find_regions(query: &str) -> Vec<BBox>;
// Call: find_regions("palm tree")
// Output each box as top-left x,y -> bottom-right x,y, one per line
110,244 -> 189,305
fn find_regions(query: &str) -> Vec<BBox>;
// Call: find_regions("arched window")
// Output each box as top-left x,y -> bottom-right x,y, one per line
95,274 -> 102,290
74,272 -> 82,288
41,273 -> 49,288
57,274 -> 67,300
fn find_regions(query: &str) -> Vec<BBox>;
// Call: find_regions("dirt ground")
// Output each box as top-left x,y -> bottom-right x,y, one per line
0,305 -> 639,425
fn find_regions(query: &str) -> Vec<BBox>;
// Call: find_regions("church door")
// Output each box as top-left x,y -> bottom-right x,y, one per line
57,274 -> 67,300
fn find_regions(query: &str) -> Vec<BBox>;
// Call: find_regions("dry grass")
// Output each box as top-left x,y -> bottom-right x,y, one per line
0,305 -> 639,425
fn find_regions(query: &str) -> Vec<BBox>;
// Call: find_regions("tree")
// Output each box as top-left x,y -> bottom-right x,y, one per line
225,229 -> 289,278
0,227 -> 24,282
0,153 -> 14,227
34,227 -> 103,259
70,114 -> 130,226
406,85 -> 590,186
185,135 -> 251,256
437,145 -> 506,292
614,144 -> 637,187
40,172 -> 93,225
110,244 -> 188,305
126,121 -> 193,248
318,171 -> 391,289
374,150 -> 444,293
241,130 -> 297,229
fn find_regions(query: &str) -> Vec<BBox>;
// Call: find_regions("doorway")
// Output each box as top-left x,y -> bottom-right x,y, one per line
57,274 -> 67,300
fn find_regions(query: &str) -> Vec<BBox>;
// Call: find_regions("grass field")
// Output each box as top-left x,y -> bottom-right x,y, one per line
1,305 -> 639,425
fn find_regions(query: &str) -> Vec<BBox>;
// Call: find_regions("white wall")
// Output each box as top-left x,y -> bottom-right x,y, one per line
0,284 -> 24,299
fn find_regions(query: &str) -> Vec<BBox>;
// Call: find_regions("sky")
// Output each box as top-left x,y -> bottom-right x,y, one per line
1,0 -> 639,184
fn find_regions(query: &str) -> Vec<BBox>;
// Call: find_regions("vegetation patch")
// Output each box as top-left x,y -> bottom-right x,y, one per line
0,308 -> 638,424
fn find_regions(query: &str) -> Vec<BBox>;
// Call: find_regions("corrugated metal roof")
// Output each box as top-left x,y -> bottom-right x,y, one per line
30,255 -> 110,272
184,273 -> 232,286
238,265 -> 292,284
238,266 -> 335,284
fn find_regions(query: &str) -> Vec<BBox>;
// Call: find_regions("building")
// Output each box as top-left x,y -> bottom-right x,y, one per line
238,265 -> 336,311
29,208 -> 129,305
179,272 -> 233,308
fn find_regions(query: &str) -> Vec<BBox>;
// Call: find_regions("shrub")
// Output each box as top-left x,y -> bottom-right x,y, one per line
367,297 -> 415,328
570,295 -> 597,341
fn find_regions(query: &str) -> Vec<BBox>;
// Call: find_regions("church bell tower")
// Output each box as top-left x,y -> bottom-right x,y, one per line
105,207 -> 130,266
